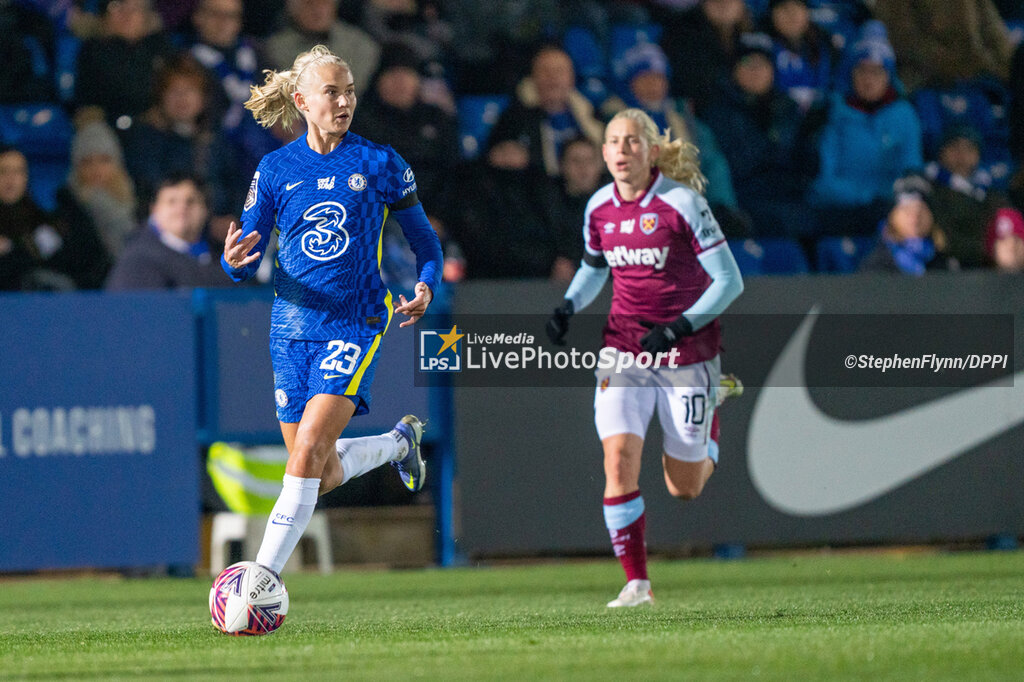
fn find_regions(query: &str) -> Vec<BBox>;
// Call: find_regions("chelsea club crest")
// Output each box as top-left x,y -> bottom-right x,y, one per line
347,173 -> 367,191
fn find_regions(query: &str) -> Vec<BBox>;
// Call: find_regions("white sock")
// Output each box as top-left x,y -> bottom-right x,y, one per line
337,432 -> 407,485
255,474 -> 320,573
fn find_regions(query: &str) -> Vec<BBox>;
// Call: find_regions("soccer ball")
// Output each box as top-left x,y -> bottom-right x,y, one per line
209,561 -> 289,635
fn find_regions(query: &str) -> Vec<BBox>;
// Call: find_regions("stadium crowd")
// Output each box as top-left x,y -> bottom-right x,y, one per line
3,0 -> 1024,292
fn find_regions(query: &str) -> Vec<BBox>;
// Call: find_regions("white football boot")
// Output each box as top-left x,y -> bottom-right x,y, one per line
607,579 -> 654,608
390,415 -> 426,492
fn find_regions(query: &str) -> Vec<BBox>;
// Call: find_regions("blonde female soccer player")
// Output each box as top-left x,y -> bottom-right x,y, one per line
547,109 -> 744,607
221,45 -> 442,575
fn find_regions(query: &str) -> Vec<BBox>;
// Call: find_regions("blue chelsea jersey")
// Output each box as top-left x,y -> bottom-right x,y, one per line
237,133 -> 419,340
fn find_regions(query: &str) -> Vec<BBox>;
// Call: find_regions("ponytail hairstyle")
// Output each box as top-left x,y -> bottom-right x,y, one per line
608,108 -> 707,194
244,45 -> 351,129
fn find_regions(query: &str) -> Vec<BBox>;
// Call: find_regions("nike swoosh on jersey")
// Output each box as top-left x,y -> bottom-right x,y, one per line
323,374 -> 346,380
748,308 -> 1024,516
285,181 -> 304,190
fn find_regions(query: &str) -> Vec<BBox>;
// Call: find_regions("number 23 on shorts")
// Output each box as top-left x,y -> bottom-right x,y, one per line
320,340 -> 362,378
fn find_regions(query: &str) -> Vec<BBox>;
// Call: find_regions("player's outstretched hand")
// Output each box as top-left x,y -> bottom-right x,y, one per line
396,281 -> 433,328
546,300 -> 574,346
638,317 -> 693,354
223,221 -> 261,269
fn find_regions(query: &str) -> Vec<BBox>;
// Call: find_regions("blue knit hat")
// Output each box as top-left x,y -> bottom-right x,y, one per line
939,123 -> 983,151
618,41 -> 670,85
853,39 -> 895,72
892,173 -> 933,210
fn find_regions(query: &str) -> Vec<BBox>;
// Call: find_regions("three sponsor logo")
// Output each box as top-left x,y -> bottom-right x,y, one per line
300,201 -> 350,261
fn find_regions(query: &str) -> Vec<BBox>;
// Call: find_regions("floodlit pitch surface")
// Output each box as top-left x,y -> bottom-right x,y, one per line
2,552 -> 1022,680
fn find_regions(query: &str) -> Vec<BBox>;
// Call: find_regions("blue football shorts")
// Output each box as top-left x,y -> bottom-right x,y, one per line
270,331 -> 385,422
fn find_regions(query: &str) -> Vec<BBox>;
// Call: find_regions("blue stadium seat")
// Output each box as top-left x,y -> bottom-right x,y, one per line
1007,20 -> 1024,48
806,1 -> 868,53
911,78 -> 1010,160
729,239 -> 764,276
0,104 -> 73,160
456,95 -> 510,160
728,238 -> 810,276
815,235 -> 876,273
0,104 -> 73,211
26,159 -> 69,212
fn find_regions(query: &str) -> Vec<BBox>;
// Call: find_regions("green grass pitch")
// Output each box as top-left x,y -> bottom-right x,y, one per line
2,551 -> 1023,680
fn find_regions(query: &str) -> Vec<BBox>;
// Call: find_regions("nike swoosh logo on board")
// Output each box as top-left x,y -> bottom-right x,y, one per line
286,181 -> 303,190
748,308 -> 1024,516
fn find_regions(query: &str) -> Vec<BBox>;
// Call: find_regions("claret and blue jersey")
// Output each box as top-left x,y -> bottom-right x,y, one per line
223,132 -> 440,341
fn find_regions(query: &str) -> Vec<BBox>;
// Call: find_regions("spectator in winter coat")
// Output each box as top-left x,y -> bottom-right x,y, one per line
660,0 -> 755,116
188,0 -> 277,168
860,174 -> 954,275
74,0 -> 175,124
263,0 -> 381,96
105,173 -> 235,290
354,43 -> 459,217
549,135 -> 605,280
486,44 -> 605,178
62,115 -> 138,261
449,129 -> 567,280
763,0 -> 836,117
0,145 -> 112,290
120,54 -> 248,242
985,207 -> 1024,273
704,32 -> 818,238
809,32 -> 923,235
925,124 -> 1006,268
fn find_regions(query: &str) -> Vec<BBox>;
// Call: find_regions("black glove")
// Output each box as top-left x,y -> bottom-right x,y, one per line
638,316 -> 693,354
546,300 -> 574,346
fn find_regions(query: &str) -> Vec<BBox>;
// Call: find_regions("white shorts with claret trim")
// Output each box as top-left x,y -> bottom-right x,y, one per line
593,350 -> 720,462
